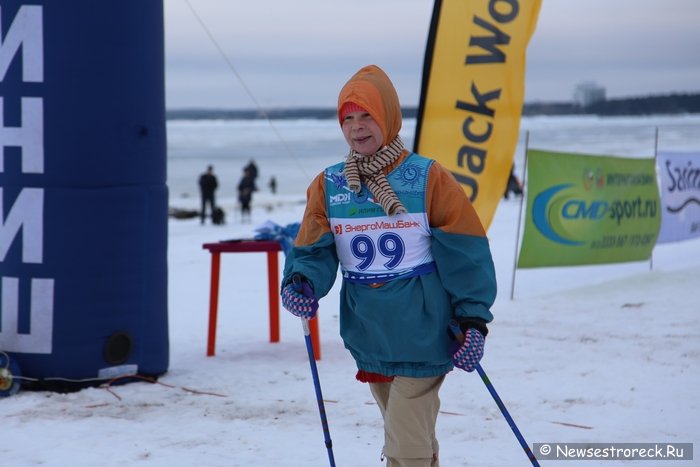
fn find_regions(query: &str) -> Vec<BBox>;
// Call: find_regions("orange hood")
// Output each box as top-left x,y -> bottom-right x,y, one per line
337,65 -> 402,146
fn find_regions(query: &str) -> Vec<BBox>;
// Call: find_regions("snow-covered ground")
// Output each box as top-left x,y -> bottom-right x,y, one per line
1,115 -> 698,466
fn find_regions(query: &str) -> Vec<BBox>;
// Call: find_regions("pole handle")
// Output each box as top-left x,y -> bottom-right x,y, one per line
448,319 -> 465,344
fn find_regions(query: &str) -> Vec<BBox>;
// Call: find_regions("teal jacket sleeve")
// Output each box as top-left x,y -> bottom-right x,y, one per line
282,232 -> 339,298
281,172 -> 339,298
431,229 -> 496,323
426,161 -> 496,323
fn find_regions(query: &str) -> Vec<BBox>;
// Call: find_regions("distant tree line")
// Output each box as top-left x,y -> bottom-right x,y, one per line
167,93 -> 700,120
523,92 -> 700,116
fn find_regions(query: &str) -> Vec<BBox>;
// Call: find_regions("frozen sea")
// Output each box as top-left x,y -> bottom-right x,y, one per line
166,114 -> 700,204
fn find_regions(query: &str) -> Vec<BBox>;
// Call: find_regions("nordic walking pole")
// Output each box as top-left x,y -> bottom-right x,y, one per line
475,363 -> 540,466
449,321 -> 539,466
294,276 -> 336,467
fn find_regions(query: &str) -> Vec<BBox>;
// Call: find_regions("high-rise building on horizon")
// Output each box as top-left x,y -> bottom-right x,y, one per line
574,81 -> 607,107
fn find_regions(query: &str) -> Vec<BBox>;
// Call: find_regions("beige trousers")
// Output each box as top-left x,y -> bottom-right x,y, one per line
369,375 -> 445,467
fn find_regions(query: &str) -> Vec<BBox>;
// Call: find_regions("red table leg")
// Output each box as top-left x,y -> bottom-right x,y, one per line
207,251 -> 221,356
266,250 -> 280,343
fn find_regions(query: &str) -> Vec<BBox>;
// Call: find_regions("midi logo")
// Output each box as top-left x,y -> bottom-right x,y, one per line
329,192 -> 351,206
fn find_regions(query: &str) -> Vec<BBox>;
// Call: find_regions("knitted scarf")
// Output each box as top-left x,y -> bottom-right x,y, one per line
343,135 -> 407,216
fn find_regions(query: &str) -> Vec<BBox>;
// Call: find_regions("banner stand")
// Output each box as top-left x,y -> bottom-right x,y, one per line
510,131 -> 530,301
650,127 -> 659,271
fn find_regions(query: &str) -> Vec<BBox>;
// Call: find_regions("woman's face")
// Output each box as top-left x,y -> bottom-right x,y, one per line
341,111 -> 384,156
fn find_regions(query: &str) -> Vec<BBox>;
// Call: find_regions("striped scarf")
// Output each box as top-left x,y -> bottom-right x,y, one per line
344,135 -> 407,216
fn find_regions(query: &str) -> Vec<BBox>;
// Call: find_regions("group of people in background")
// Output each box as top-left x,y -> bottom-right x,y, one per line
198,158 -> 275,225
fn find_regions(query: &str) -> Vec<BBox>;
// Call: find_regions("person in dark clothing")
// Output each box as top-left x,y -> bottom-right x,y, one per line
503,165 -> 523,199
268,176 -> 277,194
244,159 -> 259,181
238,167 -> 257,223
199,165 -> 219,224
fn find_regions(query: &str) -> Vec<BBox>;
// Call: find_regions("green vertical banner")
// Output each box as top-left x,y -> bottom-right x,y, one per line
518,150 -> 661,268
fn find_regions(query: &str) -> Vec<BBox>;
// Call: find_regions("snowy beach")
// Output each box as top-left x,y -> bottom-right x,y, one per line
1,114 -> 699,466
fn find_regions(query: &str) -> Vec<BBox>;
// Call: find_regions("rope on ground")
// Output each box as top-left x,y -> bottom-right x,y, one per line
104,374 -> 229,401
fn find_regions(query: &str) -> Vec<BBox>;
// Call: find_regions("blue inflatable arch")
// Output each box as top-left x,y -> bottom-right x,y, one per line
0,1 -> 169,391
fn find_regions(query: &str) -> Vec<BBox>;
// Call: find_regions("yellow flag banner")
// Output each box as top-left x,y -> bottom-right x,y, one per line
414,0 -> 542,230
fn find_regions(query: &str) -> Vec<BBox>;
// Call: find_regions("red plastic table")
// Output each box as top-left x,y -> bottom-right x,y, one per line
202,240 -> 321,360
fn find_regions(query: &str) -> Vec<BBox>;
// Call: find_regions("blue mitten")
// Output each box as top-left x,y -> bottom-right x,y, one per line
281,275 -> 318,319
452,327 -> 485,372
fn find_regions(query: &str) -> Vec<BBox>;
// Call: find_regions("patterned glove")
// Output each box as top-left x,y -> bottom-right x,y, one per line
452,327 -> 485,372
281,275 -> 318,319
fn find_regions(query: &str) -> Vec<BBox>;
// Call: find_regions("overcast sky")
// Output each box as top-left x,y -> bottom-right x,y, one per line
163,0 -> 700,109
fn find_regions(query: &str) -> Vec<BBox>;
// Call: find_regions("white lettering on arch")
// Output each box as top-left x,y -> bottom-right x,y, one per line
0,5 -> 43,82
